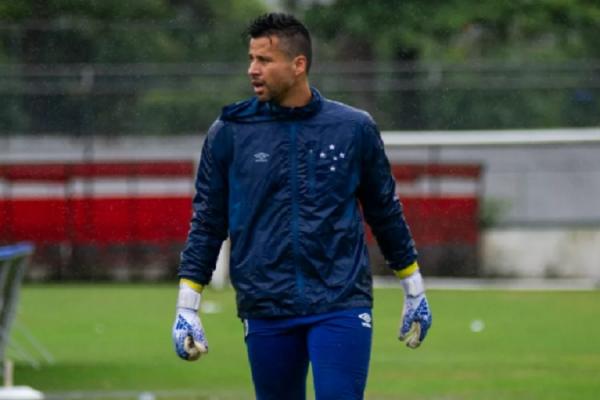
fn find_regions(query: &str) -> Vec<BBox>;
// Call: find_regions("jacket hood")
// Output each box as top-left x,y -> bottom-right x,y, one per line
221,87 -> 323,123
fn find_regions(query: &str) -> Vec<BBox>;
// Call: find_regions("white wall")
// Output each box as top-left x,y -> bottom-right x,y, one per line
482,228 -> 600,278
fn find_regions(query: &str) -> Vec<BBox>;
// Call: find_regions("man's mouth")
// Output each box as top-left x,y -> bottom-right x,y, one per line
252,81 -> 266,94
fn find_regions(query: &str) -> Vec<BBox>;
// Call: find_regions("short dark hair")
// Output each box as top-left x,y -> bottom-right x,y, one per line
246,13 -> 312,74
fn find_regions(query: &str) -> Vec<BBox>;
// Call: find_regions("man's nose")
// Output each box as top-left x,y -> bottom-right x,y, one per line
248,61 -> 259,77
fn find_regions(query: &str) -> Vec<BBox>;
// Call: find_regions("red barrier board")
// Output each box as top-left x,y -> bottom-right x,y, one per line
1,161 -> 481,248
0,161 -> 194,182
1,195 -> 478,246
1,197 -> 191,244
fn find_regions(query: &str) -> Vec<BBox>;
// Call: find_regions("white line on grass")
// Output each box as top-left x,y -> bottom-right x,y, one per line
374,276 -> 600,291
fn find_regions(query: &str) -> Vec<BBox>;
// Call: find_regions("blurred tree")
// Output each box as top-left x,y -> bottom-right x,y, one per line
305,0 -> 600,61
1,1 -> 599,134
0,0 -> 265,135
304,0 -> 600,129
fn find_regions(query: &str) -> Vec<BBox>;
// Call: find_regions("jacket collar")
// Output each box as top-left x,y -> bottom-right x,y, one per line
221,87 -> 323,123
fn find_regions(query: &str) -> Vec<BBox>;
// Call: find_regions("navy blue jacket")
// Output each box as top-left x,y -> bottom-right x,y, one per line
179,88 -> 417,318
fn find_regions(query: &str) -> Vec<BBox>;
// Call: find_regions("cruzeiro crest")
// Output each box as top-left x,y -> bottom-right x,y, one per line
319,144 -> 345,172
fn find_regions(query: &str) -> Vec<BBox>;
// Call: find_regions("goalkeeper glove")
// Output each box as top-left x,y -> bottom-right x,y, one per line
397,263 -> 432,349
172,279 -> 209,361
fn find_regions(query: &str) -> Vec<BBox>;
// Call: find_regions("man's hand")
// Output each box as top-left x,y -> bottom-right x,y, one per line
398,267 -> 432,349
172,280 -> 209,361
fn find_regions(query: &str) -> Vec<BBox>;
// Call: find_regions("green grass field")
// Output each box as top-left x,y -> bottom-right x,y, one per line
9,284 -> 600,399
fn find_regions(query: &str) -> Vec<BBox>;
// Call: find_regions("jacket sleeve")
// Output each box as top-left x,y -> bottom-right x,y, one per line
178,120 -> 230,284
357,120 -> 418,271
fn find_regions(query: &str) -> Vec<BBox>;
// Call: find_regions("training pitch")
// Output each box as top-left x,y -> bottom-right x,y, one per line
9,284 -> 600,399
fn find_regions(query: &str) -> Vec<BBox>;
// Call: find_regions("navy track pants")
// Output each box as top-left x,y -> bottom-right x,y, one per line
244,307 -> 373,400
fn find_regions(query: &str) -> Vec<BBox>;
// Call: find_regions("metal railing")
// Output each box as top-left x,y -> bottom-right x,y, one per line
0,243 -> 34,369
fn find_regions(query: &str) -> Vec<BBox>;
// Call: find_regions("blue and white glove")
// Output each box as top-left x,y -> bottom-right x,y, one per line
398,267 -> 432,349
172,280 -> 209,361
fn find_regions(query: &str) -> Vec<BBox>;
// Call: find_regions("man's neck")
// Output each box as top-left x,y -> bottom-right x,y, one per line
277,81 -> 312,108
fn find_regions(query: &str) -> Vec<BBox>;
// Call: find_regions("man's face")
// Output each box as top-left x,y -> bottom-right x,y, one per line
248,35 -> 298,103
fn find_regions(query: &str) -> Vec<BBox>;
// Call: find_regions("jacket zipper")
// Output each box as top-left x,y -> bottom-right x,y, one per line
308,147 -> 316,194
289,123 -> 305,307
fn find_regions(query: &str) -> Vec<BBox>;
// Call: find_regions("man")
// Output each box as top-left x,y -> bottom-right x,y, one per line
172,12 -> 432,400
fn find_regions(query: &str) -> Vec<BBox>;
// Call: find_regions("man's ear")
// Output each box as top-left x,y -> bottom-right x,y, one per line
293,55 -> 308,76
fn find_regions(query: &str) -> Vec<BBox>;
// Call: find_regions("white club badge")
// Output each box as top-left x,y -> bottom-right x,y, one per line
319,144 -> 345,174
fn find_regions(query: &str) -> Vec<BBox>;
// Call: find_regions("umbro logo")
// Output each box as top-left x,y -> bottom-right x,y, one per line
254,152 -> 270,162
358,312 -> 372,328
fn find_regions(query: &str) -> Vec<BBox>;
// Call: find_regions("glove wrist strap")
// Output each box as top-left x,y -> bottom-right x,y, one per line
177,284 -> 201,311
400,269 -> 425,298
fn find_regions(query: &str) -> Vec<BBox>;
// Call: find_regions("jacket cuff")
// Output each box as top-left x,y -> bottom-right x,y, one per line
180,278 -> 204,293
393,261 -> 419,279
